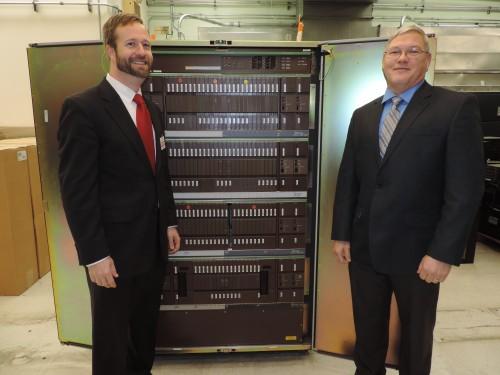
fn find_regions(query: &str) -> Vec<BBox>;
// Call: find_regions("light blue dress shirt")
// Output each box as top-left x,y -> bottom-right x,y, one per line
378,80 -> 425,138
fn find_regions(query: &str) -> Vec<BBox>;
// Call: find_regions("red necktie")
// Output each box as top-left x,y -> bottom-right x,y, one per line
133,94 -> 156,172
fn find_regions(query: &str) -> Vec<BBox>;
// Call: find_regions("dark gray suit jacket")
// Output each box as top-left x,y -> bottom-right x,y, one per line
58,79 -> 177,277
331,81 -> 484,274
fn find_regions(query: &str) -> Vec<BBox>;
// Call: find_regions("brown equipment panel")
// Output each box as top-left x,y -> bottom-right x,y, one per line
167,141 -> 308,191
174,202 -> 307,251
171,177 -> 275,192
170,176 -> 308,192
163,76 -> 280,93
165,94 -> 280,113
142,73 -> 311,131
164,112 -> 309,131
168,159 -> 278,177
156,303 -> 304,347
181,236 -> 229,251
280,113 -> 309,130
163,258 -> 304,305
281,77 -> 311,93
163,259 -> 278,304
166,112 -> 281,131
151,54 -> 312,74
280,94 -> 310,113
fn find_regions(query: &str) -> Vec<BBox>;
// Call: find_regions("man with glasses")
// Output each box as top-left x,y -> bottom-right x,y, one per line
331,25 -> 484,374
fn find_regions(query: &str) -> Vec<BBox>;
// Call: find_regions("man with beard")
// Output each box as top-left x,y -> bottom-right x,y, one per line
58,13 -> 180,375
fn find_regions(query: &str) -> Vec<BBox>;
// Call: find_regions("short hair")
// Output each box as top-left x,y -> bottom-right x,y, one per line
387,25 -> 430,52
103,13 -> 144,49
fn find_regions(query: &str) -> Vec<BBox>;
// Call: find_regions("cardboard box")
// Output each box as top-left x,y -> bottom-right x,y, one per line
0,126 -> 35,140
27,145 -> 50,277
0,145 -> 39,295
0,139 -> 50,278
122,0 -> 140,16
0,137 -> 36,146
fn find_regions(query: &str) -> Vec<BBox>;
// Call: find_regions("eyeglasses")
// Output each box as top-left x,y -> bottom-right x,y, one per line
384,47 -> 428,59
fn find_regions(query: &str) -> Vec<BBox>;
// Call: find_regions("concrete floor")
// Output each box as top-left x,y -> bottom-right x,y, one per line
1,241 -> 499,375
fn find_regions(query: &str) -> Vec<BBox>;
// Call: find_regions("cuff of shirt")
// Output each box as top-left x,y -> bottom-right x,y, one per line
86,256 -> 110,267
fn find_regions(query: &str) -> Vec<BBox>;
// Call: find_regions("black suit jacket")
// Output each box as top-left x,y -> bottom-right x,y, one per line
331,82 -> 484,274
58,78 -> 177,277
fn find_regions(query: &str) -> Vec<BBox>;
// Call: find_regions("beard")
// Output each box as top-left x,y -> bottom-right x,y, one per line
116,53 -> 151,79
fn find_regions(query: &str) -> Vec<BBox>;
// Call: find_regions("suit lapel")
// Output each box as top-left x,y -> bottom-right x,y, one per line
366,98 -> 384,167
380,82 -> 433,168
98,79 -> 153,173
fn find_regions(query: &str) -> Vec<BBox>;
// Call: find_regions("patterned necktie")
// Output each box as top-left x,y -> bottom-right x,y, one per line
379,96 -> 402,158
133,94 -> 156,172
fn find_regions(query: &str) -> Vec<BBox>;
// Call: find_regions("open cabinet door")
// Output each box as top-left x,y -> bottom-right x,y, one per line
314,39 -> 401,365
27,42 -> 106,345
314,37 -> 436,366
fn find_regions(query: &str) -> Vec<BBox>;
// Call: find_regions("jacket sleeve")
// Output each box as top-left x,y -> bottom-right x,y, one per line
427,94 -> 485,265
149,102 -> 178,228
161,148 -> 178,228
58,97 -> 109,265
331,112 -> 360,241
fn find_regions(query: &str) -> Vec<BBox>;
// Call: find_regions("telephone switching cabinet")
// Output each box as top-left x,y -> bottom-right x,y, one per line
140,43 -> 320,351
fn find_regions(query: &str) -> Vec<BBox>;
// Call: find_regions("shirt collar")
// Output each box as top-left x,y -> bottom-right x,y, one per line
382,80 -> 425,105
106,73 -> 142,103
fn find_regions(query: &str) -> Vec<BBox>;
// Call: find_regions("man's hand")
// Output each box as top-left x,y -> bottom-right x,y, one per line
167,227 -> 181,254
333,240 -> 351,264
88,257 -> 119,288
417,255 -> 452,284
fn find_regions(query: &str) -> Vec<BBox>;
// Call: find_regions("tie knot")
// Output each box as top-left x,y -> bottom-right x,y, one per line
392,96 -> 402,107
133,93 -> 145,106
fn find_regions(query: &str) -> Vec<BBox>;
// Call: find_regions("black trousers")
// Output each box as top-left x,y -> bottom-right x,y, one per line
349,261 -> 440,375
86,261 -> 165,375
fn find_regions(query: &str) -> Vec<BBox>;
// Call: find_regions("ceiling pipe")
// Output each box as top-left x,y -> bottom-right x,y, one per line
374,2 -> 500,14
375,15 -> 500,28
177,13 -> 235,39
147,0 -> 296,6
